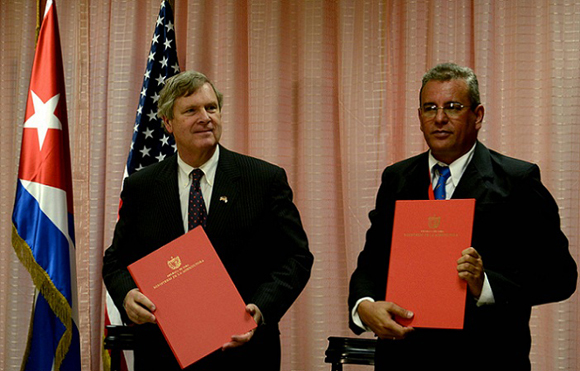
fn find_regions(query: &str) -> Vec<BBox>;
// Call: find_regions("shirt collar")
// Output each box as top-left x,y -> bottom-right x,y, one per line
428,142 -> 477,186
177,145 -> 220,187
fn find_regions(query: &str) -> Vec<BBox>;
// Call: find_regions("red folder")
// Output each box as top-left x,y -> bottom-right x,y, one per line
385,199 -> 475,329
127,226 -> 256,368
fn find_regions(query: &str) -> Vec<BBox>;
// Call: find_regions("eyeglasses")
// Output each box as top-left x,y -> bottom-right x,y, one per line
421,102 -> 467,118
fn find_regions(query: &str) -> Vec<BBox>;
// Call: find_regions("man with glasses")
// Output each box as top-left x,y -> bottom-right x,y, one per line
348,63 -> 577,370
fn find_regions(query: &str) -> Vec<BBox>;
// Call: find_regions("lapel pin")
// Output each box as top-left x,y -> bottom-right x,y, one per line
219,196 -> 228,203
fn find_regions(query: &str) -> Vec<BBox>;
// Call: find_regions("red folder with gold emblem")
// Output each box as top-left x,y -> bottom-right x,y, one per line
127,226 -> 256,368
385,199 -> 476,329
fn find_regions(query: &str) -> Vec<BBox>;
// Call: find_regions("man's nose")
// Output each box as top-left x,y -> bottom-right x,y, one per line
198,109 -> 211,123
434,107 -> 449,124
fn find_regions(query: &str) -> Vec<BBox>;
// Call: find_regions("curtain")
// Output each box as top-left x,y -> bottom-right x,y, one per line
0,1 -> 578,370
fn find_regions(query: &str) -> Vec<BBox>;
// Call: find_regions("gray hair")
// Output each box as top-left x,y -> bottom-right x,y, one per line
420,63 -> 481,108
157,71 -> 224,120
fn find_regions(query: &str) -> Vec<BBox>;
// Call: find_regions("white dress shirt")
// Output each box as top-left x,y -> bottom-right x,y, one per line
176,146 -> 219,233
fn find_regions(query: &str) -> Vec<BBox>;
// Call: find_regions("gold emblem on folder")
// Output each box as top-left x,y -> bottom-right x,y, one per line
428,216 -> 441,229
167,256 -> 182,270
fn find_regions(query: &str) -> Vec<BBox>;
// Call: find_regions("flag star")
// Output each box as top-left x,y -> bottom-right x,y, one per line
152,33 -> 160,44
144,69 -> 151,80
160,56 -> 168,68
147,110 -> 158,121
133,124 -> 139,132
143,127 -> 154,139
151,92 -> 160,103
165,21 -> 174,32
171,63 -> 180,74
136,105 -> 143,116
160,134 -> 170,146
140,146 -> 151,157
156,153 -> 167,162
172,143 -> 178,152
140,87 -> 147,97
24,91 -> 62,150
164,38 -> 172,50
156,16 -> 164,27
148,51 -> 156,62
136,164 -> 145,171
156,74 -> 167,85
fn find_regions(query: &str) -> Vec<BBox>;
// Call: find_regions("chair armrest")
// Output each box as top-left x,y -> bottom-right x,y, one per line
324,336 -> 376,366
104,325 -> 140,350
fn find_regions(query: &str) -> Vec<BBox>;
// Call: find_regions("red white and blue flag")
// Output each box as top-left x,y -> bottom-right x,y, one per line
11,1 -> 81,370
124,0 -> 179,175
103,1 -> 179,370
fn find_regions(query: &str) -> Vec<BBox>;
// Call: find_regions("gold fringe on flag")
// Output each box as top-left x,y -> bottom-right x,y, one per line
12,224 -> 74,371
102,342 -> 112,371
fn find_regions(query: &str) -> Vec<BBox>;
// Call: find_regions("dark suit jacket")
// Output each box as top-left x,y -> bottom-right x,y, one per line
103,146 -> 313,371
348,141 -> 577,371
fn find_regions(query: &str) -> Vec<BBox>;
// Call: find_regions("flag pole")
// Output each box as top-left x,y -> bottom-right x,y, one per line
35,0 -> 41,44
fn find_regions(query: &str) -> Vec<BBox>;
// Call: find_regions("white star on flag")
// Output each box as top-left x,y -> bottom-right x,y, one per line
24,91 -> 62,150
143,127 -> 154,139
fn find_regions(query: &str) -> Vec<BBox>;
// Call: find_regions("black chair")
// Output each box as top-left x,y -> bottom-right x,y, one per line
324,336 -> 376,370
105,328 -> 377,371
104,325 -> 139,371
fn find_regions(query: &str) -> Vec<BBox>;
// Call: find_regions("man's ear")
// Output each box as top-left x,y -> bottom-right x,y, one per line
162,117 -> 173,134
474,104 -> 484,127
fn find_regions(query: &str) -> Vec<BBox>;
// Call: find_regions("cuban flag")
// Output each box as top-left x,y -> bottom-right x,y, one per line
11,1 -> 81,370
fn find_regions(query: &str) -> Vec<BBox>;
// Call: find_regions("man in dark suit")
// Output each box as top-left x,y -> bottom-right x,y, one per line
103,71 -> 313,371
348,63 -> 577,370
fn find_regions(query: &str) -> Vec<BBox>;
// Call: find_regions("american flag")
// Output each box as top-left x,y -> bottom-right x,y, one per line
125,0 -> 180,176
103,2 -> 180,370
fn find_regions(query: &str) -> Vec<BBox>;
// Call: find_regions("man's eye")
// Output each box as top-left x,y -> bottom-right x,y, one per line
424,105 -> 437,112
447,102 -> 463,110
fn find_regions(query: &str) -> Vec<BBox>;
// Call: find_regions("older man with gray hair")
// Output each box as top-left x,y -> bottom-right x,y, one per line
104,70 -> 313,371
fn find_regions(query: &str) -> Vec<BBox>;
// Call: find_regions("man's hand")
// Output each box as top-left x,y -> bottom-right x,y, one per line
457,247 -> 484,298
358,300 -> 414,340
123,288 -> 156,325
221,303 -> 263,351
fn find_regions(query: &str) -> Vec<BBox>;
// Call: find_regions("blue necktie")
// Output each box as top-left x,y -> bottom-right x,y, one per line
433,165 -> 451,200
188,169 -> 207,230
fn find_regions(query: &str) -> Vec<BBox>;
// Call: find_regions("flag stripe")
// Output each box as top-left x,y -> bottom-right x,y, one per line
13,183 -> 74,299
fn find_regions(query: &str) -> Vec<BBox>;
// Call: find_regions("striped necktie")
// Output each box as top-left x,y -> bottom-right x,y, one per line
433,165 -> 451,200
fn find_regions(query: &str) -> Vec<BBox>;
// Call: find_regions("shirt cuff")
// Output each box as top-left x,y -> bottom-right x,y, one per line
352,297 -> 374,332
476,273 -> 495,307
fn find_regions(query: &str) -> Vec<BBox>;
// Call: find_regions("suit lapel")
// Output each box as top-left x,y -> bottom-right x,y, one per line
154,155 -> 185,238
452,142 -> 494,200
401,153 -> 432,200
206,146 -> 241,235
